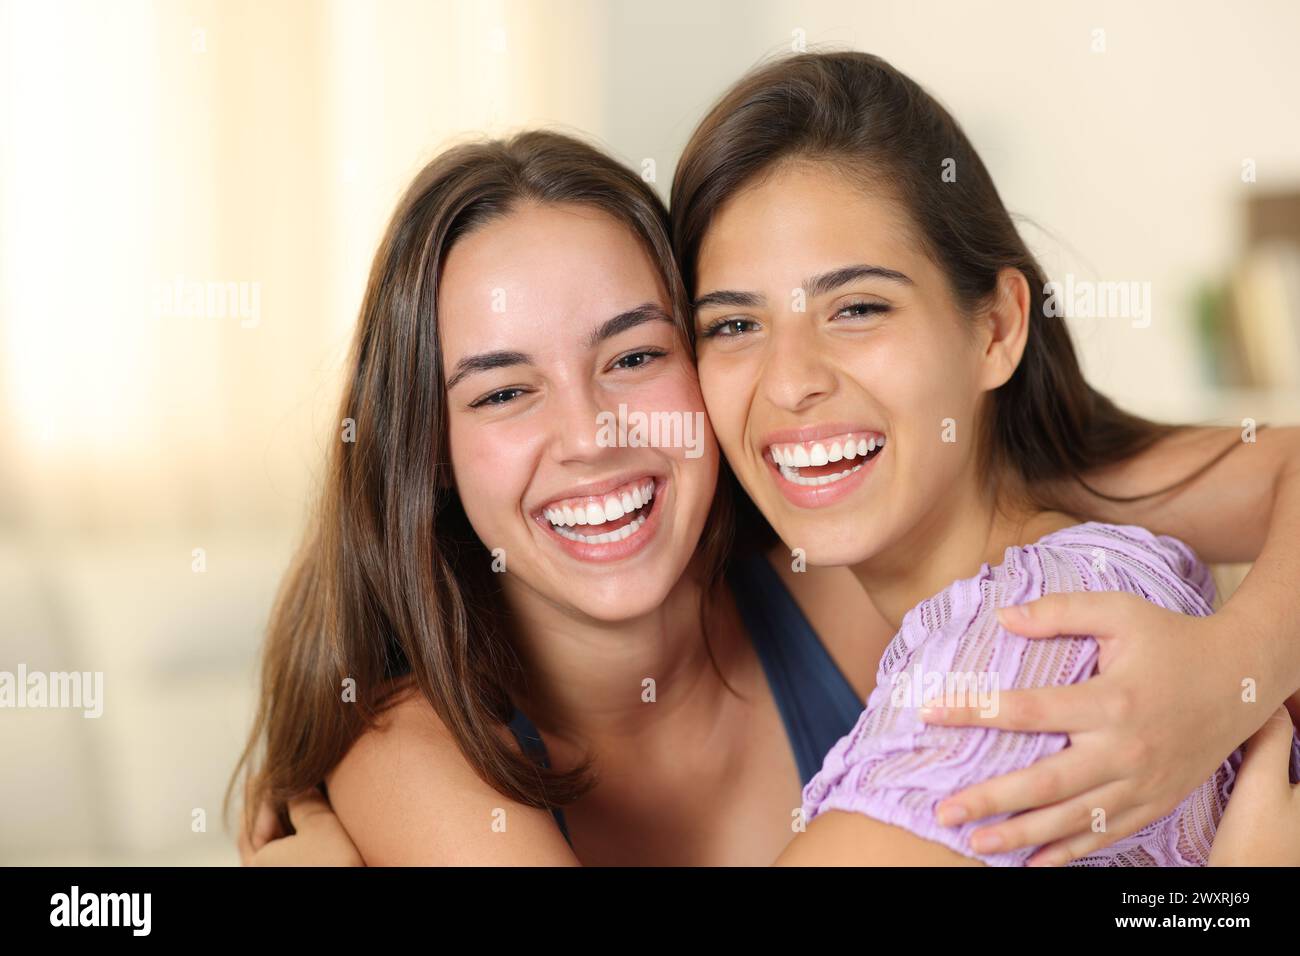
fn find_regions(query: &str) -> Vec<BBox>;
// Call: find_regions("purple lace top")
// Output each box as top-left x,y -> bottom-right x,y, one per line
801,521 -> 1300,866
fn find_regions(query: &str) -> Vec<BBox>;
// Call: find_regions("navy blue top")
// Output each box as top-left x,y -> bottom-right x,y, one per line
507,551 -> 865,848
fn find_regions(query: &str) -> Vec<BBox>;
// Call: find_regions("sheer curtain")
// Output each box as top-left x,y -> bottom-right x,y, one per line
0,0 -> 606,864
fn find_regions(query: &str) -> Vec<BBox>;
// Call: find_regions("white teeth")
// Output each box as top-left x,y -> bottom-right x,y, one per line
551,513 -> 648,544
778,463 -> 864,486
543,479 -> 658,533
768,434 -> 887,465
768,432 -> 888,487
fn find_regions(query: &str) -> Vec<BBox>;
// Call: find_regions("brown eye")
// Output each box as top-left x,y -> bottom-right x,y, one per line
610,348 -> 666,371
471,387 -> 527,408
702,317 -> 759,338
834,302 -> 889,321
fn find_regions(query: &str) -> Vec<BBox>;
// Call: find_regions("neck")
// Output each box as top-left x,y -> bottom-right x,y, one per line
851,468 -> 1072,630
501,555 -> 740,758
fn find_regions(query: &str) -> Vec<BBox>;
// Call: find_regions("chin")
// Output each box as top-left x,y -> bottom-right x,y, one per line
570,586 -> 674,624
772,516 -> 880,569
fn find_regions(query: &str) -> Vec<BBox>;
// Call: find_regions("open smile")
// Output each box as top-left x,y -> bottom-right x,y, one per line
532,474 -> 666,562
763,428 -> 886,508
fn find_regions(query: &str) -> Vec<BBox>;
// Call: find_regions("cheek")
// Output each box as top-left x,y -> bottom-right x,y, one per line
446,417 -> 533,536
625,361 -> 721,469
633,360 -> 707,416
696,353 -> 751,455
869,320 -> 983,426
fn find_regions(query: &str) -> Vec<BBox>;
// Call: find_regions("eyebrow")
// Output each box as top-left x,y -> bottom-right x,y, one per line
445,350 -> 532,391
584,302 -> 674,349
692,264 -> 913,312
444,303 -> 673,391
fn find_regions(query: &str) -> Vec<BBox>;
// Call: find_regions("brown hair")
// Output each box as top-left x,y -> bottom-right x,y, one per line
671,51 -> 1235,510
228,130 -> 733,836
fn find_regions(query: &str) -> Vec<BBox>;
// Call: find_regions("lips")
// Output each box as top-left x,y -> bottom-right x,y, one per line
532,474 -> 666,561
760,425 -> 886,508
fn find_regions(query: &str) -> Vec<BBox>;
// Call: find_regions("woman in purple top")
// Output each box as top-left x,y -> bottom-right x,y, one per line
673,51 -> 1300,865
800,522 -> 1300,865
241,54 -> 1300,869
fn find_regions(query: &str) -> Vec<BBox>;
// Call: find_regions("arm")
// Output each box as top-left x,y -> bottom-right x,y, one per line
923,425 -> 1300,864
325,689 -> 579,866
1208,706 -> 1300,867
1072,424 -> 1300,707
244,789 -> 364,867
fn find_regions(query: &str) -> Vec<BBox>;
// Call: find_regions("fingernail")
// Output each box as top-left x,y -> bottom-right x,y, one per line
970,830 -> 1003,852
937,804 -> 968,826
919,706 -> 946,721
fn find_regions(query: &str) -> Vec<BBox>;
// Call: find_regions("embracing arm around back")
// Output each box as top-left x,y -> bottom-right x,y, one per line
1071,423 -> 1300,705
775,523 -> 1300,867
911,424 -> 1300,866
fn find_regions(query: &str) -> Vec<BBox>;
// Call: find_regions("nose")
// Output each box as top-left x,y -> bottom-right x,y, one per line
759,316 -> 837,413
547,378 -> 611,465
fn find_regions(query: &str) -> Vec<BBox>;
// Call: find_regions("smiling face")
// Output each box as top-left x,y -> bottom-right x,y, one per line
693,161 -> 1011,569
439,201 -> 718,623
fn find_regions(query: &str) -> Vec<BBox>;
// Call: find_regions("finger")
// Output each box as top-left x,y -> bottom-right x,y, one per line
996,591 -> 1147,641
934,745 -> 1115,826
967,780 -> 1130,855
237,822 -> 254,866
237,775 -> 258,864
1025,806 -> 1157,866
250,795 -> 281,852
921,683 -> 1098,734
249,835 -> 297,868
286,787 -> 332,832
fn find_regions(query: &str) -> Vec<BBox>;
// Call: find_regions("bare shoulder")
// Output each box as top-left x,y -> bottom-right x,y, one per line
325,685 -> 578,865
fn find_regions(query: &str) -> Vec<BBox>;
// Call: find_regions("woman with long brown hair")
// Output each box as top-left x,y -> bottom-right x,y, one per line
235,95 -> 1300,864
670,50 -> 1300,864
231,129 -> 885,865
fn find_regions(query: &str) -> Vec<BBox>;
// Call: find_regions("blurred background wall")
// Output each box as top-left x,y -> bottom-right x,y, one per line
1,0 -> 1297,864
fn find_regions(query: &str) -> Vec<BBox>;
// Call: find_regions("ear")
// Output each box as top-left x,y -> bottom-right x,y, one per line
977,267 -> 1031,392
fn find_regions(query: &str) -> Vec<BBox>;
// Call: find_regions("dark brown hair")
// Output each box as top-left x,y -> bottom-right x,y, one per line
672,51 -> 1234,509
228,130 -> 733,835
